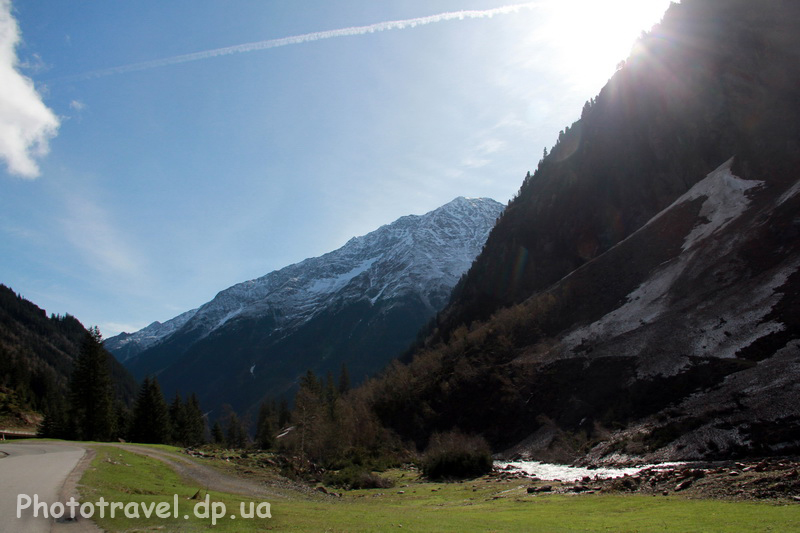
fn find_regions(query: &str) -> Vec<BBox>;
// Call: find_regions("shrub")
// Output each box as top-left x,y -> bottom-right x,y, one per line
421,430 -> 493,480
323,466 -> 394,490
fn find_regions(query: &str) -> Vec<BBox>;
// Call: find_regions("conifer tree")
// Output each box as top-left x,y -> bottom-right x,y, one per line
184,393 -> 206,446
300,369 -> 321,395
255,400 -> 275,450
324,370 -> 338,419
129,377 -> 170,444
278,398 -> 291,427
211,421 -> 225,445
294,371 -> 324,459
338,363 -> 350,395
38,403 -> 68,439
256,416 -> 275,450
169,393 -> 188,445
68,327 -> 116,441
115,401 -> 131,441
226,412 -> 247,448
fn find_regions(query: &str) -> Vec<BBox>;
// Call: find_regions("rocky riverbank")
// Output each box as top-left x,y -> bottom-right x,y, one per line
494,457 -> 800,502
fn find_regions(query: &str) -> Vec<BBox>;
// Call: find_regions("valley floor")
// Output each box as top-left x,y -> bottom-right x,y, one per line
72,443 -> 800,532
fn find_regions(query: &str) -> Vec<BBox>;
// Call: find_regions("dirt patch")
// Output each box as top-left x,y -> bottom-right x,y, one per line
109,445 -> 322,501
54,446 -> 103,532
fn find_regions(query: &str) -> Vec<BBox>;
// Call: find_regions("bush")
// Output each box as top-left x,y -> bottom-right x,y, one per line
421,430 -> 493,480
323,466 -> 394,490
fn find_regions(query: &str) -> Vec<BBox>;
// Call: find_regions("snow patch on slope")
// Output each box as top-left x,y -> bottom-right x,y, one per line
777,178 -> 800,206
563,257 -> 687,348
216,304 -> 246,329
687,261 -> 798,359
676,158 -> 763,250
563,159 -> 767,354
309,257 -> 378,294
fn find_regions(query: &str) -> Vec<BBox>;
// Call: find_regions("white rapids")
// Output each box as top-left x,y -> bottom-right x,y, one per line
495,461 -> 686,482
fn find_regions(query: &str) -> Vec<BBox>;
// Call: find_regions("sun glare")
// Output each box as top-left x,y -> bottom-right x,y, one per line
543,0 -> 673,91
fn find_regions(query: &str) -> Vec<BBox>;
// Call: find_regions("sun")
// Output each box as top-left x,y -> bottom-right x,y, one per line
543,0 -> 674,92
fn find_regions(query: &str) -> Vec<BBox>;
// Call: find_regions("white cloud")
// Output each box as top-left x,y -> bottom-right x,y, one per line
459,125 -> 515,171
69,100 -> 85,111
462,156 -> 491,169
18,51 -> 45,74
61,192 -> 145,282
477,138 -> 506,155
0,0 -> 59,178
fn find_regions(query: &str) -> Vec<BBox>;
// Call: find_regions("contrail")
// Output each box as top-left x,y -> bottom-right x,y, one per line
64,2 -> 541,81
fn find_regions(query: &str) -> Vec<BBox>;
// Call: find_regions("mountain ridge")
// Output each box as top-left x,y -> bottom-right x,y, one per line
106,196 -> 504,418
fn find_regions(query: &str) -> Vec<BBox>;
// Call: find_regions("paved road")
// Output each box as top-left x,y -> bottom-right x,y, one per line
0,442 -> 88,533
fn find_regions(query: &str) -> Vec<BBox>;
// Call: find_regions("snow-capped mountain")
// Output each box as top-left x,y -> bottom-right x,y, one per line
166,195 -> 502,343
106,196 -> 503,415
104,308 -> 198,362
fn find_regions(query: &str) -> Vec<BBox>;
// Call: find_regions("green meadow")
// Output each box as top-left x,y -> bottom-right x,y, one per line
76,446 -> 800,532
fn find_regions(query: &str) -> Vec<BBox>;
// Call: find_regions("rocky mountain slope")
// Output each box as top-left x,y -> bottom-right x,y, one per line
106,197 -> 503,418
368,0 -> 800,463
503,156 -> 800,462
440,0 -> 800,336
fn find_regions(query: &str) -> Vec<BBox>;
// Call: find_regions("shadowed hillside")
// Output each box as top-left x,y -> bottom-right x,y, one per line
363,0 -> 800,463
0,284 -> 136,429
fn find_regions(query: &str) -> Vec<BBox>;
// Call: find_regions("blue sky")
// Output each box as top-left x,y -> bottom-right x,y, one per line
0,0 -> 672,337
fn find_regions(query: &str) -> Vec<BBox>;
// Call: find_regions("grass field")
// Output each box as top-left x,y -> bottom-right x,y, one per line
80,446 -> 800,532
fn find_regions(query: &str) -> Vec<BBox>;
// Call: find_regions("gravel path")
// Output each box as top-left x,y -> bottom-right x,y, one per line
107,444 -> 309,501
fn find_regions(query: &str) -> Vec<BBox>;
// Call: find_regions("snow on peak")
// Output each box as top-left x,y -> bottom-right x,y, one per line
126,197 -> 504,347
104,307 -> 198,358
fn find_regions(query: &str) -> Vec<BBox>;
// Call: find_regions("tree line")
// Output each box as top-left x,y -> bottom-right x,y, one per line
37,326 -> 351,452
37,327 -> 491,481
39,328 -> 206,446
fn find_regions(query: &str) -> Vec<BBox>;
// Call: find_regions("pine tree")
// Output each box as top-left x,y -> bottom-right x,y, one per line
129,377 -> 171,444
338,363 -> 350,395
115,401 -> 130,441
256,416 -> 274,450
226,413 -> 247,448
324,370 -> 338,419
278,398 -> 291,427
300,369 -> 321,395
68,327 -> 116,441
169,393 -> 188,445
211,421 -> 225,445
294,373 -> 324,459
38,403 -> 67,439
184,393 -> 206,446
255,400 -> 275,450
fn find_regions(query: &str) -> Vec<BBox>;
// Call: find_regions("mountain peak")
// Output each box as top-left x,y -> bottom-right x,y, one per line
107,196 -> 504,415
439,195 -> 501,211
